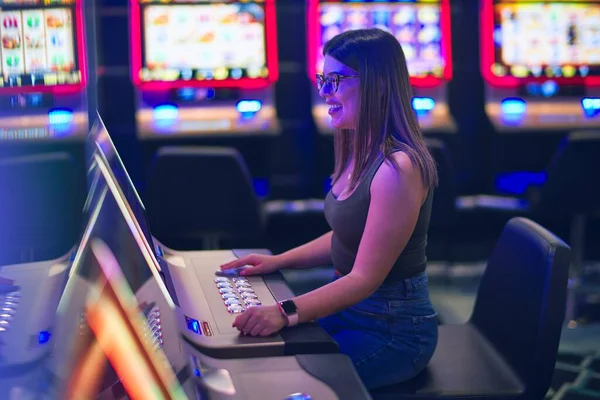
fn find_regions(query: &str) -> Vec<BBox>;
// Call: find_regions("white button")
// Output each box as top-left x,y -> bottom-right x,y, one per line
222,293 -> 238,300
241,292 -> 258,300
214,277 -> 230,283
245,299 -> 261,306
237,287 -> 254,294
227,305 -> 244,314
235,281 -> 252,288
216,282 -> 233,289
219,288 -> 236,295
224,298 -> 241,306
232,277 -> 248,283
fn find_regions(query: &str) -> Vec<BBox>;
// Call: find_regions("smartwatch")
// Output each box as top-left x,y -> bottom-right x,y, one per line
278,299 -> 299,327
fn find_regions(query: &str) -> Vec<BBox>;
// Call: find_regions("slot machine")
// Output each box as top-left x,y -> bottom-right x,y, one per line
480,0 -> 600,132
307,0 -> 455,135
0,0 -> 89,141
130,0 -> 280,138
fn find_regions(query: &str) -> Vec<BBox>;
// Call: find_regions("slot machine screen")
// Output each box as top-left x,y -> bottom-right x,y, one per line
308,0 -> 452,87
481,0 -> 600,87
0,0 -> 86,93
131,0 -> 278,89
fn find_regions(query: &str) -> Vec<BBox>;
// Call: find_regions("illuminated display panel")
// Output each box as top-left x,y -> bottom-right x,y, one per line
0,0 -> 86,94
481,0 -> 600,87
307,0 -> 452,88
130,0 -> 279,90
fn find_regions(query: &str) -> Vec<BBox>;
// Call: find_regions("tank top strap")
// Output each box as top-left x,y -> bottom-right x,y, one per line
361,152 -> 391,192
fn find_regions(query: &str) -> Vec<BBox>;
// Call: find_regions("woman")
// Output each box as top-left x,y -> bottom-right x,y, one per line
220,28 -> 439,390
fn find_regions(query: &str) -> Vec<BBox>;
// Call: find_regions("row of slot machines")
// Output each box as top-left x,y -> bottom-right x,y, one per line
0,114 -> 373,399
0,0 -> 598,143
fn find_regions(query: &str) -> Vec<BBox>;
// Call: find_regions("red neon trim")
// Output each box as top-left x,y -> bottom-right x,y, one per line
131,0 -> 278,91
481,0 -> 600,88
0,0 -> 87,95
306,0 -> 319,81
307,0 -> 451,88
130,0 -> 143,88
440,0 -> 453,81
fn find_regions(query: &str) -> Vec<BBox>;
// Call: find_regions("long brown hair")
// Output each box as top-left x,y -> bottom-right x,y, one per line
323,28 -> 438,190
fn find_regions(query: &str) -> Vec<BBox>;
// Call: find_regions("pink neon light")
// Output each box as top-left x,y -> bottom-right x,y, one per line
480,0 -> 600,88
130,0 -> 279,91
307,0 -> 453,88
0,0 -> 87,95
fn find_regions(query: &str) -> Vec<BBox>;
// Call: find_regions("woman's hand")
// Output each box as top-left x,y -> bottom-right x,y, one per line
220,254 -> 285,276
232,305 -> 287,337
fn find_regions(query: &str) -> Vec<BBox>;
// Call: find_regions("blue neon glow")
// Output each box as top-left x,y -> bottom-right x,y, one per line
187,317 -> 200,335
501,98 -> 527,115
177,88 -> 195,101
496,171 -> 547,195
540,81 -> 558,97
48,109 -> 73,125
236,100 -> 262,114
253,178 -> 269,198
582,97 -> 600,118
412,97 -> 435,113
38,331 -> 51,344
153,104 -> 179,121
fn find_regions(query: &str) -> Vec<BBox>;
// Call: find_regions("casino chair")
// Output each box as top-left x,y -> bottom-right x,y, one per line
0,151 -> 85,265
527,131 -> 600,314
146,146 -> 267,250
370,217 -> 571,400
424,138 -> 458,269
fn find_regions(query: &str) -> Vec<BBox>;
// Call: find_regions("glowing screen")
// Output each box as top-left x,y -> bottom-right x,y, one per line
0,0 -> 81,89
491,0 -> 600,79
316,0 -> 446,79
139,1 -> 269,83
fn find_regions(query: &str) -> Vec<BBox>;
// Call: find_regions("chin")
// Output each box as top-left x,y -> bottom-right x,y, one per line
330,118 -> 350,130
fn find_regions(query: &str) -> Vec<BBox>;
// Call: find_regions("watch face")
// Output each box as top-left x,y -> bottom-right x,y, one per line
281,300 -> 297,315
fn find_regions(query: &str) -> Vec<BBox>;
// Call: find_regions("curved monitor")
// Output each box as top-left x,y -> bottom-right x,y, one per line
130,0 -> 278,90
307,0 -> 452,88
481,0 -> 600,87
0,0 -> 87,94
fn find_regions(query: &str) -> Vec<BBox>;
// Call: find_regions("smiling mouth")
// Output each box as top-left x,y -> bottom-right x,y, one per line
328,105 -> 342,114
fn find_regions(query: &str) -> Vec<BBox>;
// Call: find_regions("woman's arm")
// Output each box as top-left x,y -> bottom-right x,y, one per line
293,153 -> 426,322
276,231 -> 333,270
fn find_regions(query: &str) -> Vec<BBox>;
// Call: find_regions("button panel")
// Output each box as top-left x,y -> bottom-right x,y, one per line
0,290 -> 20,334
214,277 -> 261,313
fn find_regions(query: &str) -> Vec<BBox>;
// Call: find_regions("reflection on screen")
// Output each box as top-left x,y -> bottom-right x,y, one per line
0,1 -> 81,88
140,1 -> 269,83
492,0 -> 600,79
317,1 -> 445,78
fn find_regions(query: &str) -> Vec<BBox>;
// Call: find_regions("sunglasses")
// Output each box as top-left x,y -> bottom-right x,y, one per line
316,73 -> 358,93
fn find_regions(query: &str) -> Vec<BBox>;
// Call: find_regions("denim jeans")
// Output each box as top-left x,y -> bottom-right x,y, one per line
318,272 -> 438,390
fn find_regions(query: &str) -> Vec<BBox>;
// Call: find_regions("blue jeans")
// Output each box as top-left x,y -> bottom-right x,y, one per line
318,272 -> 438,390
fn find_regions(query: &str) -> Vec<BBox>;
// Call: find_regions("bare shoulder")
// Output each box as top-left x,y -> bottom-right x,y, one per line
371,151 -> 425,201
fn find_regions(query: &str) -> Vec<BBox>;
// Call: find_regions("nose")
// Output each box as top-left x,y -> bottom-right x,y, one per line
319,84 -> 331,99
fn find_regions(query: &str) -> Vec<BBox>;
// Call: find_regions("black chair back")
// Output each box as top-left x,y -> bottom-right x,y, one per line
425,138 -> 457,232
470,217 -> 571,399
0,151 -> 84,265
535,130 -> 600,216
146,146 -> 265,249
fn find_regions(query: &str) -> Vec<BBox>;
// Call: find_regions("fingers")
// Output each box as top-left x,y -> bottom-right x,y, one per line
232,309 -> 252,329
250,323 -> 263,337
259,326 -> 274,337
220,255 -> 255,270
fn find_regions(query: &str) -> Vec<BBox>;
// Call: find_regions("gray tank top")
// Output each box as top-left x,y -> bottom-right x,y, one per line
324,153 -> 433,281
